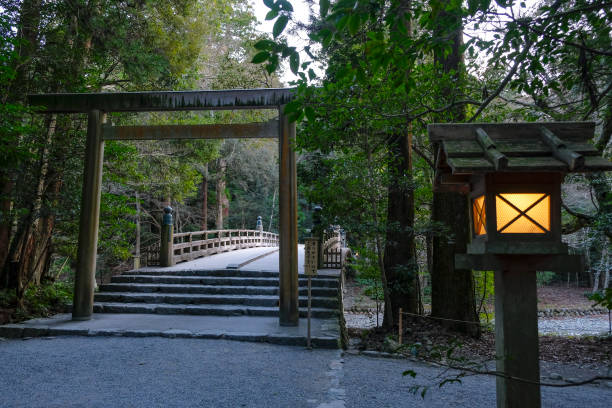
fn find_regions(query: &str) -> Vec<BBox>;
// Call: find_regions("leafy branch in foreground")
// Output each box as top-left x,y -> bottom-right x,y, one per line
589,288 -> 612,335
399,339 -> 612,398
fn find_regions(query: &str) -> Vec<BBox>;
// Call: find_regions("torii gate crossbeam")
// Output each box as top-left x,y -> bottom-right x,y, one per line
28,88 -> 300,326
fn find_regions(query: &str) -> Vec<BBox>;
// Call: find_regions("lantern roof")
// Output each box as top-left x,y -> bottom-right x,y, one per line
428,122 -> 612,178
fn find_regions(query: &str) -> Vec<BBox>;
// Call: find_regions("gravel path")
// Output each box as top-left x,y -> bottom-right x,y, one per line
537,315 -> 610,336
1,336 -> 610,407
345,311 -> 611,336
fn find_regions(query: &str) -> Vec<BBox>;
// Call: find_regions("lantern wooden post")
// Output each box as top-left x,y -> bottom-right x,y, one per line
494,266 -> 540,407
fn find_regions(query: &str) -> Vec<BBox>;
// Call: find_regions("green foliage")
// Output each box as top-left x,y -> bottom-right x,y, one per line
589,288 -> 612,311
473,270 -> 494,322
589,288 -> 612,335
536,271 -> 556,287
99,193 -> 137,263
352,247 -> 384,301
20,281 -> 73,318
0,281 -> 73,322
224,139 -> 279,232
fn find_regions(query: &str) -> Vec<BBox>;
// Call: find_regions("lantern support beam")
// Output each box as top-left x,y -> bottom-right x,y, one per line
476,128 -> 508,170
540,127 -> 584,170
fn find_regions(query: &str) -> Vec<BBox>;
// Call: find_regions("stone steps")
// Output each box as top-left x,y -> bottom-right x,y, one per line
110,275 -> 340,288
94,268 -> 341,319
99,283 -> 338,297
93,302 -> 339,318
128,269 -> 281,278
94,292 -> 339,309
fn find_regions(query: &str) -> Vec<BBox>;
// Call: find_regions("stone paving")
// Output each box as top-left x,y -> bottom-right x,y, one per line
0,245 -> 344,348
1,337 -> 609,408
0,313 -> 341,348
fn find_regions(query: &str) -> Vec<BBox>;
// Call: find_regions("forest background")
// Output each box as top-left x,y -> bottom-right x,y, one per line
0,0 -> 610,332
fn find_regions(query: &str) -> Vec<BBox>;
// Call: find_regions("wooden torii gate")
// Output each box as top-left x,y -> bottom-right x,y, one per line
28,88 -> 300,326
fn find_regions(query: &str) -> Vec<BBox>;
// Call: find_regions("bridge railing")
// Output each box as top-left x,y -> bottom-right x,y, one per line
321,227 -> 350,269
155,208 -> 278,267
171,229 -> 279,264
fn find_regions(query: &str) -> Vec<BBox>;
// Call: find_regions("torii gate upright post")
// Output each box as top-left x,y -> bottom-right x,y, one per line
278,107 -> 299,326
73,110 -> 106,320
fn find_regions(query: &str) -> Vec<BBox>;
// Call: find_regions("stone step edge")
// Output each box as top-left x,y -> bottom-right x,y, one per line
118,274 -> 339,281
99,283 -> 338,294
93,304 -> 338,319
95,292 -> 338,301
0,325 -> 339,349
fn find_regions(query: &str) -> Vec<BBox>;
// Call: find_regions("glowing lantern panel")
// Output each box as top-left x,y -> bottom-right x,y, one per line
473,195 -> 486,235
496,193 -> 550,234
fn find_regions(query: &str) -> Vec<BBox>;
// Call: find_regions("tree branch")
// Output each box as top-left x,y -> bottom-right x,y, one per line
467,42 -> 532,122
412,143 -> 434,169
406,351 -> 612,389
517,20 -> 612,57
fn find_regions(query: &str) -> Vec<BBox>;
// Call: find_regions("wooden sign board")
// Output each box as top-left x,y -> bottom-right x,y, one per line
304,238 -> 319,276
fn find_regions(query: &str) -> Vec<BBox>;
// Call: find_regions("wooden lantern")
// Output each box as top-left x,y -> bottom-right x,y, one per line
428,121 -> 612,408
467,172 -> 564,256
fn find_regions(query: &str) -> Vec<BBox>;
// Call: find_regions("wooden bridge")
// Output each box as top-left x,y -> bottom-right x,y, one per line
148,228 -> 279,266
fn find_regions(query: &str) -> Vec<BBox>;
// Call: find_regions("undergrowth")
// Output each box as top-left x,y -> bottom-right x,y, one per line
0,280 -> 73,323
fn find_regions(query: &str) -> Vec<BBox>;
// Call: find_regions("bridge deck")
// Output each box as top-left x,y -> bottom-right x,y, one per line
143,245 -> 321,275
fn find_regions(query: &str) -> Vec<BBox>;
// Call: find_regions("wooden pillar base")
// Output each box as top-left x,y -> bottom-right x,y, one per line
494,269 -> 541,408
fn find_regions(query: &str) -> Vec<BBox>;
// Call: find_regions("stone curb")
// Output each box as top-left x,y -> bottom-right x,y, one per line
343,349 -> 410,360
538,308 -> 608,318
0,325 -> 340,349
345,307 -> 608,317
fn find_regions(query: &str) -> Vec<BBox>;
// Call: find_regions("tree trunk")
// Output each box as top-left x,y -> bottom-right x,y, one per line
0,180 -> 13,288
0,0 -> 43,286
7,115 -> 56,298
215,158 -> 227,230
135,191 -> 141,265
383,131 -> 419,329
431,191 -> 479,335
201,163 -> 208,230
588,93 -> 612,241
430,1 -> 480,336
366,145 -> 395,328
269,187 -> 277,231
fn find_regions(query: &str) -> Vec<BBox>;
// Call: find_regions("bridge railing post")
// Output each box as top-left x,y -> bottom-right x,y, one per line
256,215 -> 263,247
160,206 -> 174,267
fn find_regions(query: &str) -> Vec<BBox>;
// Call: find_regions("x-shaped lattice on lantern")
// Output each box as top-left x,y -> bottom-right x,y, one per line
495,193 -> 550,234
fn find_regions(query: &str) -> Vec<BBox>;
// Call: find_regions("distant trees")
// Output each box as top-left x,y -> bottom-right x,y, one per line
0,0 -> 281,305
254,0 -> 611,331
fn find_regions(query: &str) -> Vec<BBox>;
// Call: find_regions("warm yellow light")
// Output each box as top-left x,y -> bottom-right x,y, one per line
496,193 -> 550,234
472,195 -> 486,235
